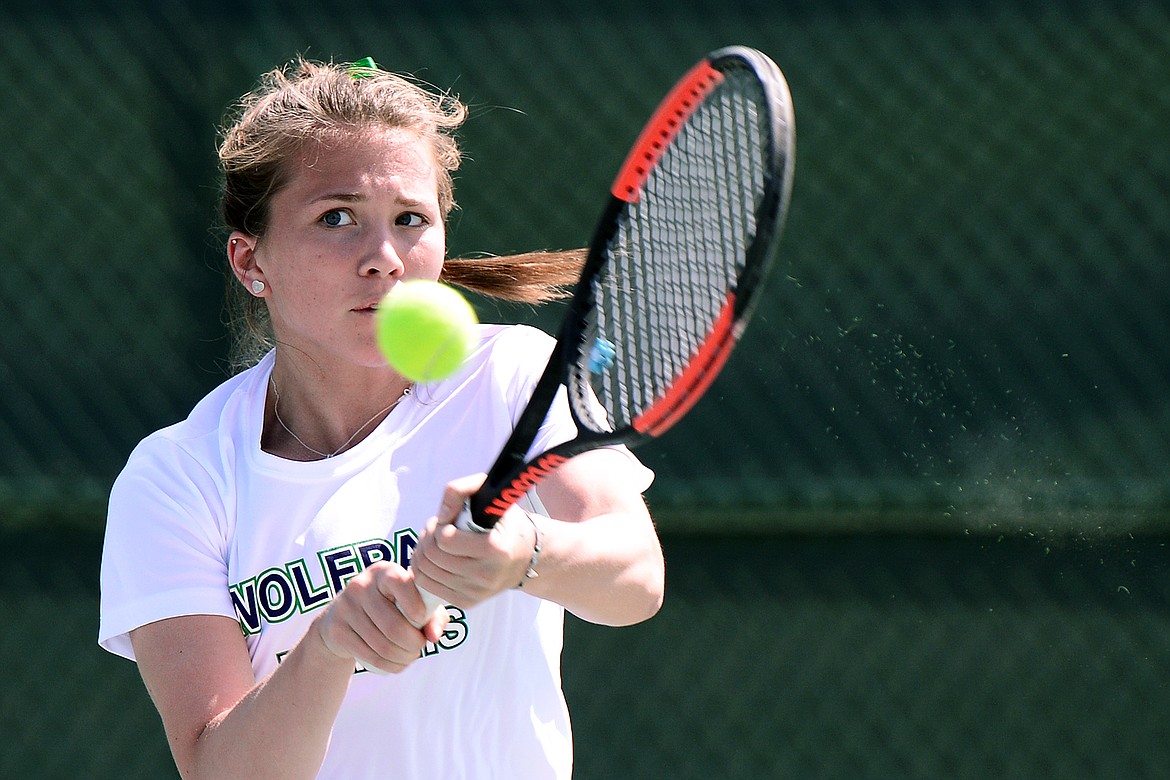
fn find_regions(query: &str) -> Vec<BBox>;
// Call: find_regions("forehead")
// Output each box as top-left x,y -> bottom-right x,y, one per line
282,127 -> 439,202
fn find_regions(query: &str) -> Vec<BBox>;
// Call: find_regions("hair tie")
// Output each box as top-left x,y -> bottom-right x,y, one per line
348,57 -> 378,79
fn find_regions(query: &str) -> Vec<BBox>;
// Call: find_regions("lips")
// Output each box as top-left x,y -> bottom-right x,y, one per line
357,286 -> 397,313
354,298 -> 384,313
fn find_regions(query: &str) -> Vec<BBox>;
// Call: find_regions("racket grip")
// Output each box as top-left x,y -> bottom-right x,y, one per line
413,586 -> 448,629
409,506 -> 485,628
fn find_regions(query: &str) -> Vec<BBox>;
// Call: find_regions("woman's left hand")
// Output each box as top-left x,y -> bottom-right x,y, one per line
412,450 -> 664,626
411,473 -> 538,609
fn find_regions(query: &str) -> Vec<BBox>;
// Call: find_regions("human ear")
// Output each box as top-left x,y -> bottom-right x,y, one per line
227,232 -> 266,295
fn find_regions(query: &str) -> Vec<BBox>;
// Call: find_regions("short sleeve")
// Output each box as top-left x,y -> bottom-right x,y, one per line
98,437 -> 236,660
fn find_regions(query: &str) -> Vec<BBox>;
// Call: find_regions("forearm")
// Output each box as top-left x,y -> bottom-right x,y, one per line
522,509 -> 665,626
135,565 -> 437,780
185,624 -> 353,780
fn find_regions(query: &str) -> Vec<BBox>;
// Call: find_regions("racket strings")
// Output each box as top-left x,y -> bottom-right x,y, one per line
575,67 -> 771,432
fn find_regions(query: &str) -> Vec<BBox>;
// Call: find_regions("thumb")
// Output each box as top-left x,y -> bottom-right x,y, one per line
422,606 -> 450,644
435,472 -> 487,526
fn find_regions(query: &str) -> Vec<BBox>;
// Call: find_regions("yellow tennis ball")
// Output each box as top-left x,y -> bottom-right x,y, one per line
375,280 -> 478,382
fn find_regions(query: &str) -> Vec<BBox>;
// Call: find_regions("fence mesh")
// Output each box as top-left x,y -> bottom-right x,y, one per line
2,0 -> 1169,777
6,529 -> 1168,779
3,0 -> 1168,529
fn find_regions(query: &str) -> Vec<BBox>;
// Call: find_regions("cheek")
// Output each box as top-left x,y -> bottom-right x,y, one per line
263,232 -> 335,281
410,229 -> 447,277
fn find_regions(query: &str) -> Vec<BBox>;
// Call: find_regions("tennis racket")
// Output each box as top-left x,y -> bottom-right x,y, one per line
417,45 -> 795,621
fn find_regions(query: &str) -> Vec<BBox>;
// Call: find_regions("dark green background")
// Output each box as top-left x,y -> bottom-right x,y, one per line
2,0 -> 1168,776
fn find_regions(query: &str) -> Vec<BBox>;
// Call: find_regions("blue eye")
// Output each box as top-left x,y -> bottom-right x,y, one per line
397,213 -> 426,228
321,209 -> 355,227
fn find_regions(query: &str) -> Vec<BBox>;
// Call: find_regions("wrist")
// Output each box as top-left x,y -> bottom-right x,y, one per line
515,510 -> 542,588
309,612 -> 356,666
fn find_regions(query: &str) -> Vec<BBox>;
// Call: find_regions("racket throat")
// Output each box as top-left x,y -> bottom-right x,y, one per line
479,453 -> 571,520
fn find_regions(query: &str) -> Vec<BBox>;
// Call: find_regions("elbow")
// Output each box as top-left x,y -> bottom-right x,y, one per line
611,546 -> 666,627
568,547 -> 665,627
638,552 -> 667,623
630,585 -> 665,626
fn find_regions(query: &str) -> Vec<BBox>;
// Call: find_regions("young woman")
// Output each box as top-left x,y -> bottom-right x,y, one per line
99,57 -> 664,780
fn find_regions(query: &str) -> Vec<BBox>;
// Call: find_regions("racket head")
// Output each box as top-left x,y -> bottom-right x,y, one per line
563,45 -> 796,444
468,46 -> 795,527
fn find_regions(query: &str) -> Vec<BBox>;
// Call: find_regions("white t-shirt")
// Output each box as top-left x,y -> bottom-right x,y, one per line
98,324 -> 653,779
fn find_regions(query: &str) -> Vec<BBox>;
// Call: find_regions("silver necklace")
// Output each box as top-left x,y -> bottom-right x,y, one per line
269,377 -> 411,459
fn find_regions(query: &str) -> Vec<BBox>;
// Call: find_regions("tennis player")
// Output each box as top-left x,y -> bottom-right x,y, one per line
98,57 -> 664,780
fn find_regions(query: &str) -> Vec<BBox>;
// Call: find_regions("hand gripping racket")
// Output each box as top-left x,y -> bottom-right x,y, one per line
416,45 -> 795,622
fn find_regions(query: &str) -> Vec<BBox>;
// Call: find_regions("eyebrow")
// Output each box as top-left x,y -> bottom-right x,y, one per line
312,191 -> 362,203
309,191 -> 431,209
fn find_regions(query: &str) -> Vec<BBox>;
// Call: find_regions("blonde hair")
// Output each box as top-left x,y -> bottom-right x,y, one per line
218,57 -> 583,368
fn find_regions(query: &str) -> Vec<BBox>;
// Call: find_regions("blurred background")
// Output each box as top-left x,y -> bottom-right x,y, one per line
2,0 -> 1168,777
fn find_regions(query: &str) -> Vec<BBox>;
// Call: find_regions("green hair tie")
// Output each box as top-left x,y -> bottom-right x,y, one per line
348,56 -> 378,79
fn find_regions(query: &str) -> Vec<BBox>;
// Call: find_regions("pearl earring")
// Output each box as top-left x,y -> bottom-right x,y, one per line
250,279 -> 266,295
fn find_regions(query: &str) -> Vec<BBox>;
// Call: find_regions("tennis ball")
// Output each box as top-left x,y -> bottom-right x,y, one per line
375,280 -> 478,382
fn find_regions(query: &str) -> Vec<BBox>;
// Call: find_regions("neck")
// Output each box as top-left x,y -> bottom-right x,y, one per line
262,359 -> 413,461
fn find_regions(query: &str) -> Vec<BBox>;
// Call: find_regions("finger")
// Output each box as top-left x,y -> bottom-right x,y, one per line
371,563 -> 433,628
357,595 -> 423,661
415,518 -> 469,581
352,638 -> 411,676
324,606 -> 416,676
436,473 -> 487,524
422,607 -> 450,645
341,564 -> 428,658
418,515 -> 440,541
410,551 -> 461,606
389,572 -> 434,629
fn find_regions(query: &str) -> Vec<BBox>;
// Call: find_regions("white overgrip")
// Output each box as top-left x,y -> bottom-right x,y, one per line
410,506 -> 483,628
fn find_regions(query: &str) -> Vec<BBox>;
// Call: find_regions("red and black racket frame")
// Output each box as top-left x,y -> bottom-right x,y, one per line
468,45 -> 795,529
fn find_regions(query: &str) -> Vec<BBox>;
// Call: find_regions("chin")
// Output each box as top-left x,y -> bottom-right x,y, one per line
357,352 -> 394,371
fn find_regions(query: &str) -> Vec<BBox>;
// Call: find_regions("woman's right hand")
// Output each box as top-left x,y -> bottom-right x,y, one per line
312,561 -> 449,674
128,562 -> 450,779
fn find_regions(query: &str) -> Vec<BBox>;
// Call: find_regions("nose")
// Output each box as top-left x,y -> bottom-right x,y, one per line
360,238 -> 406,278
